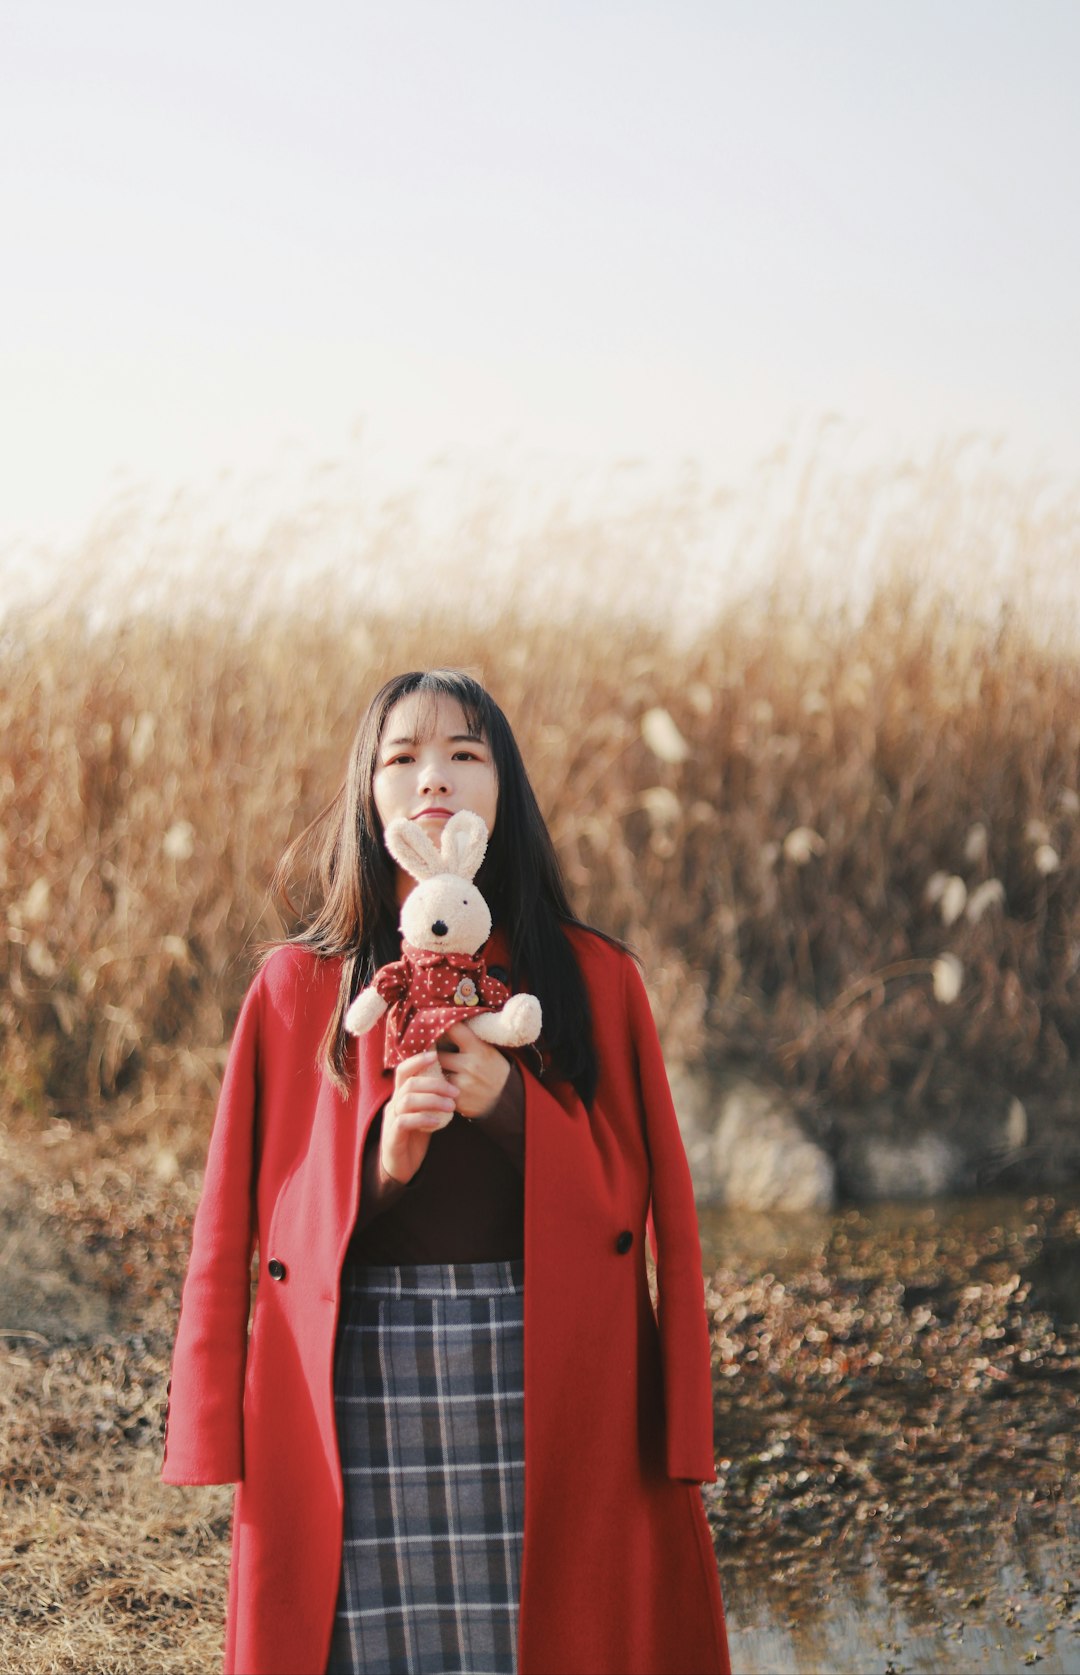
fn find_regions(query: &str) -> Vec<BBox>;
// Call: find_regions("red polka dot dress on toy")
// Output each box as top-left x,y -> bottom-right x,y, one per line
375,943 -> 512,1067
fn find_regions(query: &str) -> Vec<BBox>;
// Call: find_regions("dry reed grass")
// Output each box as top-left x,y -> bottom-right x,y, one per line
3,449 -> 1080,1149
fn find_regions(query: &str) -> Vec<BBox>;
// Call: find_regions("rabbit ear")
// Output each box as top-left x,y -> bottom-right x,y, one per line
384,817 -> 441,881
440,810 -> 489,880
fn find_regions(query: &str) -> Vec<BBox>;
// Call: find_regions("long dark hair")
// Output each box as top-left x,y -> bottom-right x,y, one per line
272,669 -> 622,1106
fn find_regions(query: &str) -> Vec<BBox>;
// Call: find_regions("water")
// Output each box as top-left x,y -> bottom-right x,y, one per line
722,1542 -> 1079,1674
698,1192 -> 1080,1674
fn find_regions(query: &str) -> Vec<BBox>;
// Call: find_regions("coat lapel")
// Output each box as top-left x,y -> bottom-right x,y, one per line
301,1007 -> 393,1277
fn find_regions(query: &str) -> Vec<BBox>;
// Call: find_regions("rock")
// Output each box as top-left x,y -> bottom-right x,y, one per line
667,1064 -> 721,1136
1003,1097 -> 1028,1152
838,1131 -> 962,1200
673,1065 -> 1080,1205
0,1179 -> 117,1339
667,1064 -> 724,1186
671,1070 -> 836,1211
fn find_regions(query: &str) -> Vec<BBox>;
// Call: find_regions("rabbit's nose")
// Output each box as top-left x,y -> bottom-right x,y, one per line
431,920 -> 449,938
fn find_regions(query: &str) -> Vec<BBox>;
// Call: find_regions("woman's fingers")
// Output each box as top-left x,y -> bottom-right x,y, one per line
401,1083 -> 455,1105
435,1023 -> 484,1071
436,1026 -> 510,1118
381,1053 -> 456,1182
399,1076 -> 455,1107
393,1052 -> 455,1104
387,1052 -> 454,1137
396,1090 -> 456,1120
395,1048 -> 449,1083
442,1022 -> 477,1047
395,1108 -> 454,1134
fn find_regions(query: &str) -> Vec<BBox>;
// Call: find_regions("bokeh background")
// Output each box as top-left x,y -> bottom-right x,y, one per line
3,4 -> 1080,1671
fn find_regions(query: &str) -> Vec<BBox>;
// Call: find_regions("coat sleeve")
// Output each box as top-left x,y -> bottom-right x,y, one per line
161,972 -> 263,1486
623,957 -> 717,1484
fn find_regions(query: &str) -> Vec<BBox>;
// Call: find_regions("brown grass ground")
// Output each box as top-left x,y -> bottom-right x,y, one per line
3,1110 -> 1077,1674
1,1111 -> 230,1674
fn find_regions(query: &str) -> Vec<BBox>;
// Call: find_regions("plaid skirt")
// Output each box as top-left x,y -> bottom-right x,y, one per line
326,1261 -> 525,1675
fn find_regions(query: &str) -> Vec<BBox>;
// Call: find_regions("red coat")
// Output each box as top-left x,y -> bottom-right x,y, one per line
163,927 -> 730,1675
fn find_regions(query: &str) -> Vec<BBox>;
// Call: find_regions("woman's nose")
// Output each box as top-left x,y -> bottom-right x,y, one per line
418,756 -> 450,793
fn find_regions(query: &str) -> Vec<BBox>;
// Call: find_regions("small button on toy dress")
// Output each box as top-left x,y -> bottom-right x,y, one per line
267,1259 -> 287,1281
615,1230 -> 634,1255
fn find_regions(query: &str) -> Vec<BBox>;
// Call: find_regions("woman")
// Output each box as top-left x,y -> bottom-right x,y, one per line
163,669 -> 731,1675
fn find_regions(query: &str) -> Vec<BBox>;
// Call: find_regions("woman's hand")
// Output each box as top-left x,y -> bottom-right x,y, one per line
380,1051 -> 457,1185
436,1022 -> 511,1119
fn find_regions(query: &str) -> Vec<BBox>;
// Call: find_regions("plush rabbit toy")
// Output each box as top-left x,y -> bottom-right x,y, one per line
344,809 -> 542,1067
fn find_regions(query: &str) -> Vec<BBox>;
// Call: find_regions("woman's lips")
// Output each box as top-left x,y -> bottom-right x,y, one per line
412,807 -> 453,820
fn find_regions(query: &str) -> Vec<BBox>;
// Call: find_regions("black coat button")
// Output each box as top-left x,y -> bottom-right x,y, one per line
267,1258 -> 287,1280
615,1230 -> 634,1255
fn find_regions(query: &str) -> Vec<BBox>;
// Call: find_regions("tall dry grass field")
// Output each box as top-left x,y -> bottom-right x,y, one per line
2,448 -> 1080,1670
4,452 -> 1080,1142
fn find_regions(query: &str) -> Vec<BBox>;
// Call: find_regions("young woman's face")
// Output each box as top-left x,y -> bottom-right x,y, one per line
372,694 -> 499,847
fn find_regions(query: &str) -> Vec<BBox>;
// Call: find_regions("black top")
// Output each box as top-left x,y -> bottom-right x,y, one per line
345,1064 -> 525,1265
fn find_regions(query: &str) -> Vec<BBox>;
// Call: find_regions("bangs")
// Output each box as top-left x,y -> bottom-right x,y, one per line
385,671 -> 493,750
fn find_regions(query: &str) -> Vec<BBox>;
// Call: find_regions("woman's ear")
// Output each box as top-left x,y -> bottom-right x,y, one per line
384,817 -> 441,881
440,810 -> 489,880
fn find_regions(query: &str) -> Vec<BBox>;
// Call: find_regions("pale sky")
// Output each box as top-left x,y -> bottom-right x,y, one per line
3,0 -> 1079,550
